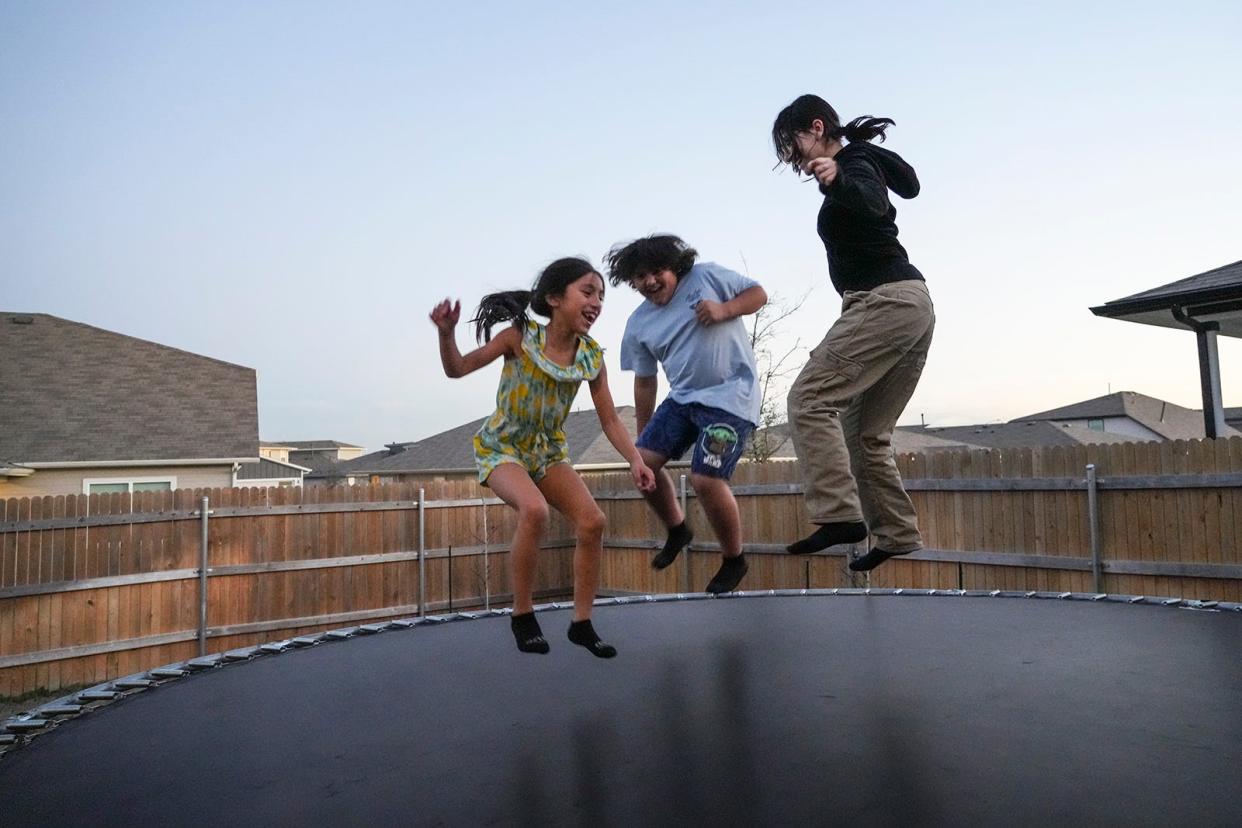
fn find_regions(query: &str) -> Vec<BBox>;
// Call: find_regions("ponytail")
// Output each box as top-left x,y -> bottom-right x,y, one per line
840,115 -> 895,144
471,290 -> 531,344
470,256 -> 600,343
773,95 -> 898,170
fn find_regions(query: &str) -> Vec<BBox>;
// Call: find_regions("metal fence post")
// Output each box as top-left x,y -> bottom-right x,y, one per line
1086,464 -> 1102,593
679,474 -> 690,592
481,496 -> 490,611
198,496 -> 210,656
418,488 -> 426,618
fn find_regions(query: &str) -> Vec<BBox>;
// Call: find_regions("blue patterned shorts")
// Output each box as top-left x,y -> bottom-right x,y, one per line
636,399 -> 754,479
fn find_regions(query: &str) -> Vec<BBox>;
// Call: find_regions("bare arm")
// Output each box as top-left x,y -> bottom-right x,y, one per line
590,364 -> 655,491
634,374 -> 658,436
430,299 -> 520,378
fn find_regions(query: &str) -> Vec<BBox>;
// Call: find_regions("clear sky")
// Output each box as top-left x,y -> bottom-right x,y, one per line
4,1 -> 1240,452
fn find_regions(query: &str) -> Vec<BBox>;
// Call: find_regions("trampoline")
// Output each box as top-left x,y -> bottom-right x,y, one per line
2,590 -> 1241,826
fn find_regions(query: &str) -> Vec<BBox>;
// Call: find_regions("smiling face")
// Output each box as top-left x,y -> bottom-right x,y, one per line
632,269 -> 679,306
546,271 -> 605,335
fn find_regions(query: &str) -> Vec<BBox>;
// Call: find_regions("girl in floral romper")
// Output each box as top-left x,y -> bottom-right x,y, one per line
430,257 -> 655,656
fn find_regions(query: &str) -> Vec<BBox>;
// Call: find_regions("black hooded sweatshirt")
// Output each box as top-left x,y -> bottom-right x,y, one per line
816,141 -> 924,295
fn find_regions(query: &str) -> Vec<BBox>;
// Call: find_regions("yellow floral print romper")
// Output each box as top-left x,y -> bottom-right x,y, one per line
473,319 -> 603,485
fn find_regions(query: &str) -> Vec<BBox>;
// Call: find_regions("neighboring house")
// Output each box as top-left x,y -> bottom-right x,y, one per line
267,440 -> 365,477
307,409 -> 643,485
233,456 -> 311,488
1226,408 -> 1242,431
1015,391 -> 1241,442
308,390 -> 1240,490
0,312 -> 261,498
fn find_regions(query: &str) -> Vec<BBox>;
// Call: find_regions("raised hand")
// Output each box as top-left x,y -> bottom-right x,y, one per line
804,156 -> 838,187
693,299 -> 730,326
429,298 -> 461,334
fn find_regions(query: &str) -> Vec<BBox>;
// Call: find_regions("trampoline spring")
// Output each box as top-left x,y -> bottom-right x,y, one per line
290,636 -> 322,647
1129,596 -> 1146,604
5,719 -> 49,733
187,658 -> 222,671
77,690 -> 120,701
149,668 -> 188,679
358,624 -> 389,634
36,705 -> 82,717
114,679 -> 156,689
1059,593 -> 1073,600
0,734 -> 16,746
258,644 -> 288,654
1091,594 -> 1108,601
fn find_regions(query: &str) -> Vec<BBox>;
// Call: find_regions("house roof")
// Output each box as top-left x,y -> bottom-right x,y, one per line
751,422 -> 972,459
235,457 -> 311,480
0,313 -> 259,465
313,407 -> 645,477
1016,391 -> 1240,441
1090,259 -> 1242,337
906,421 -> 1136,450
279,440 -> 363,450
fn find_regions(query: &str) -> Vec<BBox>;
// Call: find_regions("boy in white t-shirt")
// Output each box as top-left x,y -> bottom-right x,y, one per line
607,235 -> 768,594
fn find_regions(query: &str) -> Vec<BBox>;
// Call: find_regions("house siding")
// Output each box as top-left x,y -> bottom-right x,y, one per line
0,465 -> 235,498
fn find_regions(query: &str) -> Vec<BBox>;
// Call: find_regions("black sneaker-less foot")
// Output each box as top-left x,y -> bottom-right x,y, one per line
848,547 -> 915,572
786,521 -> 868,554
511,611 -> 550,654
568,619 -> 617,659
705,554 -> 748,594
652,521 -> 693,570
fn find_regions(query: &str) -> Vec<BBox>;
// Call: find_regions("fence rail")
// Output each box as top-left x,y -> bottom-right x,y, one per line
3,437 -> 1241,696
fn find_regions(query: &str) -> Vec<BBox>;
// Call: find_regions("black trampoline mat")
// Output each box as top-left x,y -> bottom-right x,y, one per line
2,594 -> 1241,826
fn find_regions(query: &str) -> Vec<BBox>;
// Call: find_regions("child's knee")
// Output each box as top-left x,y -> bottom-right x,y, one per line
690,472 -> 731,496
519,501 -> 551,529
578,508 -> 607,539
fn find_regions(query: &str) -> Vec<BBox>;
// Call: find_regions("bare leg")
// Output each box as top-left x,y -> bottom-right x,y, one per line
691,473 -> 742,558
639,447 -> 683,527
536,463 -> 607,622
694,472 -> 749,594
537,463 -> 616,658
485,464 -> 549,616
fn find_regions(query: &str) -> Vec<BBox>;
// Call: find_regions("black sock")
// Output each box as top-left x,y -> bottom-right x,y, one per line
786,521 -> 868,554
705,554 -> 748,594
567,619 -> 617,659
511,612 -> 550,654
651,521 -> 693,570
849,547 -> 914,572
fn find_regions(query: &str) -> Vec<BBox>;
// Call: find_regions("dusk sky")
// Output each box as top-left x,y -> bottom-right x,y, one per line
4,1 -> 1239,452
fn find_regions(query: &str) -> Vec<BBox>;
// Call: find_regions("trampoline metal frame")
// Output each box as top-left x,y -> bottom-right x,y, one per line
3,587 -> 1240,758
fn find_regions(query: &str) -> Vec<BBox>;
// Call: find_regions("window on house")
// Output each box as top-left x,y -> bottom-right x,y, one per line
1088,419 -> 1105,431
85,478 -> 176,495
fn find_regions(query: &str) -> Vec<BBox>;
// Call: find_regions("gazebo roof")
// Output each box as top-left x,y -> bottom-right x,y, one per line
1090,259 -> 1242,337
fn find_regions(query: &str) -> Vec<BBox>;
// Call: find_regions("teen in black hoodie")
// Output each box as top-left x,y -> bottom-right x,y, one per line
772,94 -> 935,571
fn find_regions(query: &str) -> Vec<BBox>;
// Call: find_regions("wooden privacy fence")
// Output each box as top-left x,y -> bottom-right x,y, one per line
586,437 -> 1242,601
0,481 -> 576,697
2,436 -> 1241,696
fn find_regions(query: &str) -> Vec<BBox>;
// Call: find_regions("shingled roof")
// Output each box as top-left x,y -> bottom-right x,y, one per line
0,313 -> 259,464
314,407 -> 645,477
1016,391 -> 1240,441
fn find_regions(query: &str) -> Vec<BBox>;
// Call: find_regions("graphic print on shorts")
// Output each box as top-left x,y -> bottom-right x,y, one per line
699,423 -> 740,469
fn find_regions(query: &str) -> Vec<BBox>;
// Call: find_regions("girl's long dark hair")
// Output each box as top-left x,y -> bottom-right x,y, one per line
772,94 -> 895,171
471,257 -> 601,343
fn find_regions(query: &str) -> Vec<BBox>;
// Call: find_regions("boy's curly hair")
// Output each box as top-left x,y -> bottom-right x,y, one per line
604,234 -> 698,288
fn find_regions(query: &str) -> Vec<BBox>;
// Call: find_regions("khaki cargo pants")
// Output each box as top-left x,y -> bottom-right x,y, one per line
786,280 -> 934,552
